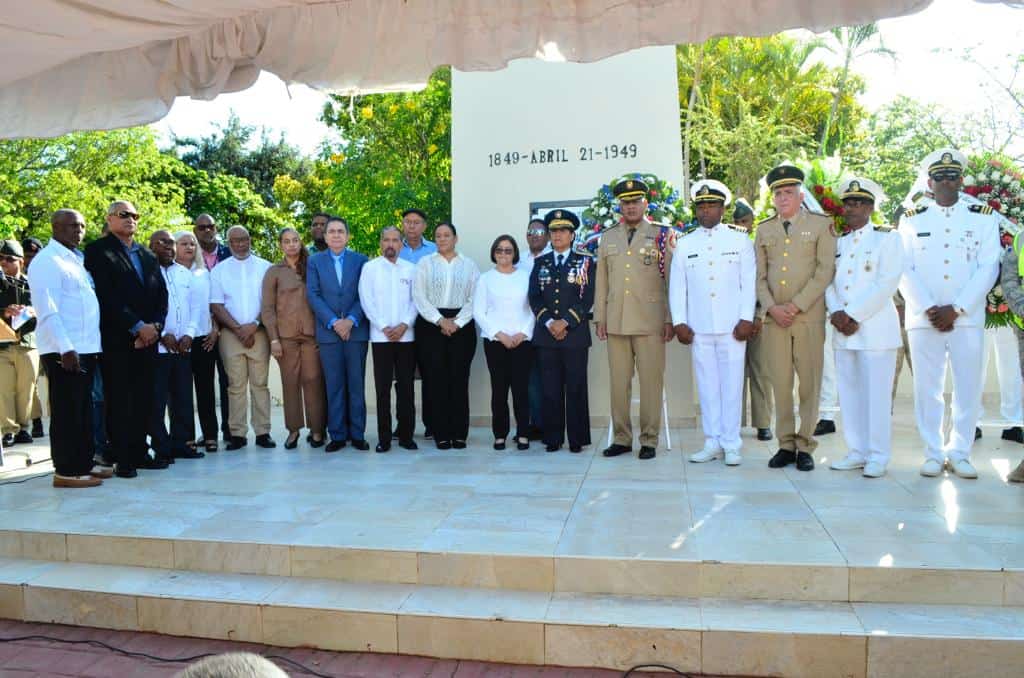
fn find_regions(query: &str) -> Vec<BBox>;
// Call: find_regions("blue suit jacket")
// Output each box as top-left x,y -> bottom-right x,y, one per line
307,249 -> 369,344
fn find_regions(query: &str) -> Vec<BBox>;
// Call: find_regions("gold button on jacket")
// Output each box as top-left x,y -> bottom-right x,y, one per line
594,221 -> 672,335
754,210 -> 836,323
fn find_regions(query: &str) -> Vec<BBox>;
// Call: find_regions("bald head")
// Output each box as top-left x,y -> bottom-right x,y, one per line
226,225 -> 251,259
51,209 -> 86,250
149,229 -> 175,266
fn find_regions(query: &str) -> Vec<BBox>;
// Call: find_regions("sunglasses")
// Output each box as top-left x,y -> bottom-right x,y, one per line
526,229 -> 547,237
115,211 -> 139,220
494,248 -> 515,254
194,223 -> 216,231
842,197 -> 872,206
930,171 -> 961,182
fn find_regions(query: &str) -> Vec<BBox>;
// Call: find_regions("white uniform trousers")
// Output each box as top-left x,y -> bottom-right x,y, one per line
819,322 -> 840,416
907,326 -> 984,462
693,333 -> 746,451
980,326 -> 1023,425
836,349 -> 896,466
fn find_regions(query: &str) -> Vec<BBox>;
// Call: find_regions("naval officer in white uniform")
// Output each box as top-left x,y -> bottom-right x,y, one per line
826,178 -> 904,478
670,179 -> 757,466
899,148 -> 1002,479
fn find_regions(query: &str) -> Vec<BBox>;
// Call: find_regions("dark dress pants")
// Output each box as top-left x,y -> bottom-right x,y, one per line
416,314 -> 476,443
414,337 -> 432,434
538,346 -> 591,448
191,336 -> 229,442
320,340 -> 368,442
102,346 -> 157,468
483,339 -> 533,439
372,341 -> 416,444
42,353 -> 96,477
151,352 -> 195,459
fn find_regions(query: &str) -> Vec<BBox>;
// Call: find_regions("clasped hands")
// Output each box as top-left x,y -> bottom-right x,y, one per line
672,319 -> 756,345
767,302 -> 801,328
495,331 -> 528,349
925,304 -> 958,332
159,334 -> 193,353
829,310 -> 860,337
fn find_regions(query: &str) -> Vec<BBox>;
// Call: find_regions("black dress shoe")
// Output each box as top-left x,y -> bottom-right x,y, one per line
350,439 -> 370,451
516,438 -> 530,451
13,430 -> 34,444
602,443 -> 632,457
255,434 -> 276,449
308,437 -> 326,449
156,455 -> 175,465
325,440 -> 346,452
638,446 -> 656,460
139,457 -> 169,470
452,440 -> 467,449
975,427 -> 982,440
768,449 -> 796,468
1002,426 -> 1023,443
1,433 -> 14,447
813,419 -> 836,436
436,440 -> 452,450
546,444 -> 559,452
796,451 -> 815,471
569,445 -> 582,453
174,450 -> 205,459
756,428 -> 773,441
375,442 -> 390,453
399,439 -> 418,450
114,464 -> 137,478
31,418 -> 44,438
424,428 -> 433,440
225,436 -> 247,450
493,440 -> 506,451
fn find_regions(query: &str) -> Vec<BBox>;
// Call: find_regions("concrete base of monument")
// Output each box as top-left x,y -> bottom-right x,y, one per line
0,402 -> 1022,677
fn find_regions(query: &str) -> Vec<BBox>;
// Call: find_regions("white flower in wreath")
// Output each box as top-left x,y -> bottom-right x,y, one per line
964,175 -> 976,186
994,284 -> 1004,297
604,219 -> 613,227
664,204 -> 675,212
590,200 -> 598,208
646,175 -> 656,183
598,207 -> 608,216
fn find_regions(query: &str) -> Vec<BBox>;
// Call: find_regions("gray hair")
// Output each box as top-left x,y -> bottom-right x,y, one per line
173,230 -> 203,272
380,225 -> 401,239
174,653 -> 288,678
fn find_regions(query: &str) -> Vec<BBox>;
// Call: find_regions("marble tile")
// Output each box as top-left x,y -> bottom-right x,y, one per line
839,539 -> 1004,569
66,535 -> 174,568
265,577 -> 413,612
177,518 -> 305,544
262,606 -> 397,653
417,553 -> 553,591
1005,570 -> 1024,605
854,602 -> 1024,639
545,593 -> 701,630
867,637 -> 1024,678
145,570 -> 283,604
0,530 -> 21,557
397,616 -> 544,664
702,631 -> 867,678
553,557 -> 700,598
701,598 -> 863,634
291,524 -> 432,551
0,583 -> 23,619
849,567 -> 1004,605
23,587 -> 138,630
544,624 -> 701,672
28,561 -> 166,595
290,546 -> 418,583
138,597 -> 262,642
172,540 -> 290,576
697,536 -> 846,566
555,526 -> 700,561
421,527 -> 560,556
19,532 -> 67,561
689,518 -> 831,542
700,562 -> 849,602
400,585 -> 550,622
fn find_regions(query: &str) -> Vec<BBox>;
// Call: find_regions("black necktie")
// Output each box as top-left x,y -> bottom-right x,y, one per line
783,220 -> 791,234
627,228 -> 636,245
557,254 -> 565,269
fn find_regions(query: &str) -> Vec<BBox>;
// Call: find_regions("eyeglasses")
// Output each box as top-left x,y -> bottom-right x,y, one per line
931,171 -> 961,183
526,229 -> 547,237
115,211 -> 139,220
842,198 -> 871,206
494,248 -> 514,254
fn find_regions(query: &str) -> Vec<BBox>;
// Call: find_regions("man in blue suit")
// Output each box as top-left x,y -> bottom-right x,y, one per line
307,217 -> 370,451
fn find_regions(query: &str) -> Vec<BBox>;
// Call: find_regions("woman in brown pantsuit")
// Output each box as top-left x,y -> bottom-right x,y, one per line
261,228 -> 326,449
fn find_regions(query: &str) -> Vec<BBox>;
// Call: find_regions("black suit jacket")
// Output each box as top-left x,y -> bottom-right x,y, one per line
529,250 -> 595,349
84,233 -> 168,354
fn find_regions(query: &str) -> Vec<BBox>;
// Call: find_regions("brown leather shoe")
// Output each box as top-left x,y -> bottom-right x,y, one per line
53,474 -> 103,488
89,464 -> 114,479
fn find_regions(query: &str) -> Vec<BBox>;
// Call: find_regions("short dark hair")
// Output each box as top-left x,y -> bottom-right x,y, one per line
402,208 -> 428,222
325,216 -> 349,233
527,218 -> 546,230
435,221 -> 457,237
490,234 -> 520,265
312,212 -> 331,221
21,237 -> 43,252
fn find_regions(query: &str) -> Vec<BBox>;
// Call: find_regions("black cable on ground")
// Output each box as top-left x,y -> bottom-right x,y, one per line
0,470 -> 53,486
622,663 -> 692,676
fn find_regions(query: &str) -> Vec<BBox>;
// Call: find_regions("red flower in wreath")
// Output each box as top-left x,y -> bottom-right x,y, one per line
813,185 -> 825,195
990,199 -> 1003,211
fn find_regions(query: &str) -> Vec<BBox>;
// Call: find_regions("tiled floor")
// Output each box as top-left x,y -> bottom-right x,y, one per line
1,400 -> 1021,571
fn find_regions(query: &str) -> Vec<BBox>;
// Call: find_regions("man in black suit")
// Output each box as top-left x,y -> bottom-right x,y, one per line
528,210 -> 595,453
84,200 -> 168,478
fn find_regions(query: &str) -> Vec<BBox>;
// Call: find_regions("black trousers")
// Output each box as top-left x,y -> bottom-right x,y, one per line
538,346 -> 591,448
42,352 -> 96,477
414,335 -> 432,434
151,353 -> 195,458
415,314 -> 476,442
372,341 -> 416,444
102,347 -> 156,468
190,336 -> 229,442
483,339 -> 533,439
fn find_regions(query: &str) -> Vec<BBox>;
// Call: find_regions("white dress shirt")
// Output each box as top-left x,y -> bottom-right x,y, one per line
413,252 -> 480,327
473,267 -> 535,341
358,256 -> 418,343
209,254 -> 272,325
517,245 -> 552,273
898,199 -> 1001,330
26,239 -> 101,355
825,227 -> 904,351
188,266 -> 212,336
158,262 -> 202,353
669,223 -> 756,334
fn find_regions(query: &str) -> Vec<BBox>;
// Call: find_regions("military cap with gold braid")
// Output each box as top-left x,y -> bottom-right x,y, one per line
765,164 -> 805,191
543,208 -> 580,231
838,177 -> 885,204
612,178 -> 649,201
920,147 -> 967,177
690,179 -> 732,206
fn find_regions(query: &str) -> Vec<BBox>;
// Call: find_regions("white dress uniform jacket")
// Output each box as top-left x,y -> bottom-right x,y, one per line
898,200 -> 1001,329
825,226 -> 904,350
669,223 -> 756,332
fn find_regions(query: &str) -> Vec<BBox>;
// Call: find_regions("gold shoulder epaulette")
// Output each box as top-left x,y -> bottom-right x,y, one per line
726,224 -> 747,233
904,205 -> 928,218
968,204 -> 994,215
874,225 -> 893,232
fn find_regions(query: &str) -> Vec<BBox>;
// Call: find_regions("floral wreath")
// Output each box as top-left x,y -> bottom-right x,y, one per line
577,172 -> 692,256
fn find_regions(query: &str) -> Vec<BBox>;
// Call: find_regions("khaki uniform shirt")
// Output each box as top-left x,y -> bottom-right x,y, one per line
754,209 -> 836,323
595,220 -> 672,335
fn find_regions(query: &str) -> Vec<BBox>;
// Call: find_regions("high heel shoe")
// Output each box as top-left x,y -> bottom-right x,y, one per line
493,439 -> 506,451
284,432 -> 300,450
516,437 -> 529,451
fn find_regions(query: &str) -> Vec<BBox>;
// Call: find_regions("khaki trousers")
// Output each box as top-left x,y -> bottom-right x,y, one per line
219,328 -> 272,437
743,332 -> 774,428
763,319 -> 824,454
607,333 -> 665,448
276,335 -> 326,435
0,345 -> 38,435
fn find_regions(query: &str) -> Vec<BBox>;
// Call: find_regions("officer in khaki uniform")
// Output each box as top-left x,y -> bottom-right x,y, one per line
595,178 -> 674,460
755,165 -> 836,471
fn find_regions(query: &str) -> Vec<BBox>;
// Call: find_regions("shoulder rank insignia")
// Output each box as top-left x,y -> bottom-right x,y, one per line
904,205 -> 928,218
873,225 -> 894,232
726,224 -> 747,234
968,204 -> 994,215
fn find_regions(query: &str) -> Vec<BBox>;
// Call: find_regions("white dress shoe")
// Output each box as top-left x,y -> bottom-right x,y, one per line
949,458 -> 978,479
862,461 -> 886,478
689,442 -> 723,463
830,454 -> 866,471
723,449 -> 742,466
919,459 -> 944,477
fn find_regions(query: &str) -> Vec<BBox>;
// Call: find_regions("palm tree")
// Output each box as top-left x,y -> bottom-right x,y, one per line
817,24 -> 896,156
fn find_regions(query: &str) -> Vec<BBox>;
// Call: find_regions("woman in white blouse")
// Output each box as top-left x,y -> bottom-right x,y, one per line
473,235 -> 535,450
413,222 -> 480,449
174,231 -> 219,453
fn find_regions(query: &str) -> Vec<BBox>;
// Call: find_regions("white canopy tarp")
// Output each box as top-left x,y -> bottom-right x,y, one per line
0,0 -> 965,138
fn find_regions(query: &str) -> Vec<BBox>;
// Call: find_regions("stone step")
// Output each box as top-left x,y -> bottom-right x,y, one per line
0,528 -> 1020,607
0,557 -> 1021,678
